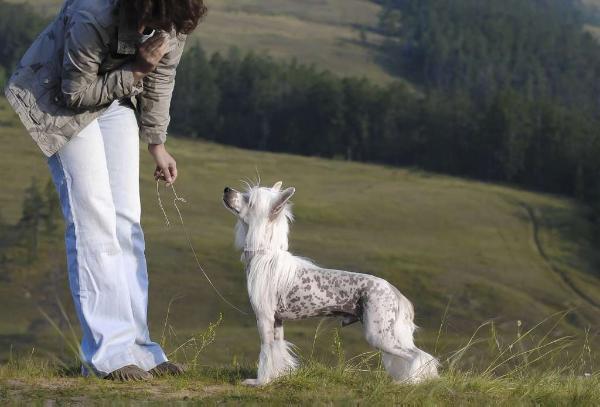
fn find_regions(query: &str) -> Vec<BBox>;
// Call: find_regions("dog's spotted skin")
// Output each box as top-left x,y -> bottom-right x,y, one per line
276,268 -> 408,338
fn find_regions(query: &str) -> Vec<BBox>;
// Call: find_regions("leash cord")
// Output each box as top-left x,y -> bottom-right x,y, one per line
156,180 -> 249,315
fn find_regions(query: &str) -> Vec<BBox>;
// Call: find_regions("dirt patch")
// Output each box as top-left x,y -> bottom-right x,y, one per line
1,377 -> 234,403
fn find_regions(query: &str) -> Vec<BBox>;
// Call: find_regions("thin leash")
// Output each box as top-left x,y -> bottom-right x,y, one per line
155,180 -> 249,315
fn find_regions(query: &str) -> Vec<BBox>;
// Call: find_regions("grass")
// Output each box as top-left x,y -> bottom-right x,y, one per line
2,364 -> 598,405
1,312 -> 599,405
7,0 -> 397,84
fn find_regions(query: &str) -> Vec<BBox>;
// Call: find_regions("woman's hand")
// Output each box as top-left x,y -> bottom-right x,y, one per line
132,33 -> 170,83
148,143 -> 177,186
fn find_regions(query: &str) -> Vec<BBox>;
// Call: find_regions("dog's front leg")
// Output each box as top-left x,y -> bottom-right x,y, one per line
243,315 -> 275,386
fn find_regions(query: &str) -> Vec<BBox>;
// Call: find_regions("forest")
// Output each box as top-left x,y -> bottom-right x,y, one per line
2,0 -> 600,210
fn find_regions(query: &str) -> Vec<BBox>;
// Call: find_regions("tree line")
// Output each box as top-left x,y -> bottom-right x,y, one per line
170,41 -> 600,206
170,0 -> 600,209
376,0 -> 600,112
372,0 -> 600,205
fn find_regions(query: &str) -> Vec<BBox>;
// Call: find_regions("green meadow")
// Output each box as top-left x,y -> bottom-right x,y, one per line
1,92 -> 599,403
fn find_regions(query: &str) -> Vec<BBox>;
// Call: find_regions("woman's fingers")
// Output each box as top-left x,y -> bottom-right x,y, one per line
155,166 -> 177,186
158,40 -> 169,54
151,148 -> 178,186
143,33 -> 168,54
158,164 -> 173,186
139,36 -> 165,65
169,163 -> 178,183
142,34 -> 166,51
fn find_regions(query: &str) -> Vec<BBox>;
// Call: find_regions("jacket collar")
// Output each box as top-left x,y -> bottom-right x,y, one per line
116,1 -> 177,55
117,1 -> 140,55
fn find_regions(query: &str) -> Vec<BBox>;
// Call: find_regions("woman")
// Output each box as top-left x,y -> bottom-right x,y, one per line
4,0 -> 206,381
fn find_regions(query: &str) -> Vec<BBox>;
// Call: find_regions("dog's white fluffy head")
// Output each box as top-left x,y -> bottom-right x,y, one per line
223,181 -> 295,252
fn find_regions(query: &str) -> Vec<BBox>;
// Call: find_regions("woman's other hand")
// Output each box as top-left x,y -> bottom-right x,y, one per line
148,143 -> 177,186
132,33 -> 170,83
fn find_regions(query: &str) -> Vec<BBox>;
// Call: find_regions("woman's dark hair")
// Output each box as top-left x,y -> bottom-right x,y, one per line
125,0 -> 207,35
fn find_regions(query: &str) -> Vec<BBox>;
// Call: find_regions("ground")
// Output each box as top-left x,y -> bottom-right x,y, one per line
2,359 -> 599,405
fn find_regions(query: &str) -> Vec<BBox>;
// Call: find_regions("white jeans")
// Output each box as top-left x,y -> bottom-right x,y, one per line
47,100 -> 167,375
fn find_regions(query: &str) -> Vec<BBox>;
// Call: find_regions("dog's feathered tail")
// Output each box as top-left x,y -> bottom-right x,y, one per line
382,349 -> 439,384
382,285 -> 439,383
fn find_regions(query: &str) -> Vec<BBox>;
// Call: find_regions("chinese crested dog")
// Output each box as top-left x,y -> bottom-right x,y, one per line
222,181 -> 438,386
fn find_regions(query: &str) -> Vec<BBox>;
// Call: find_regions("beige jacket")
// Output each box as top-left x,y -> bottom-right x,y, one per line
4,0 -> 186,157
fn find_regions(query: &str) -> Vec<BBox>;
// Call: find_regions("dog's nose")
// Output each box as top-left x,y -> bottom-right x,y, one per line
224,187 -> 231,194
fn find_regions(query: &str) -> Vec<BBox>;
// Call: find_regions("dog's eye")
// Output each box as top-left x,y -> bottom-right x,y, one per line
243,195 -> 249,203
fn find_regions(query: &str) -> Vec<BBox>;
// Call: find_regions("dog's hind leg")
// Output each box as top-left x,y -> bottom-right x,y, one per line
361,282 -> 438,384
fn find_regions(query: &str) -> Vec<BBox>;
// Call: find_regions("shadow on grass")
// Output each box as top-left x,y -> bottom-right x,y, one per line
55,365 -> 83,378
191,365 -> 256,384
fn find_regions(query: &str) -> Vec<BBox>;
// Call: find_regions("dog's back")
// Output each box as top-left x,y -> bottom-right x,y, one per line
275,267 -> 377,321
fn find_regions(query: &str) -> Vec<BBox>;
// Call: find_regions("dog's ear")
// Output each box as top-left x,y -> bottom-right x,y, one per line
270,187 -> 295,220
272,181 -> 283,192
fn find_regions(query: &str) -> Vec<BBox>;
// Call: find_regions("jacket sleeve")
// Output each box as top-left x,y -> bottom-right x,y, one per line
137,34 -> 186,145
61,10 -> 143,109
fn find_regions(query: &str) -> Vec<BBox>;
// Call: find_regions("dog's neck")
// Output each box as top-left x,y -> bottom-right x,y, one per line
241,246 -> 287,264
236,218 -> 290,264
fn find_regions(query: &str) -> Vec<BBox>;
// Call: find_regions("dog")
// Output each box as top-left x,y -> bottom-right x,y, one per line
222,181 -> 439,386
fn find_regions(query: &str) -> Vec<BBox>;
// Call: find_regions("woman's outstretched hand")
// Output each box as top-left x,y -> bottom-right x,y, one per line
148,143 -> 177,186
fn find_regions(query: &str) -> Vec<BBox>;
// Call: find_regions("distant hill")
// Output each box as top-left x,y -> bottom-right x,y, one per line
7,0 -> 600,86
5,0 -> 396,84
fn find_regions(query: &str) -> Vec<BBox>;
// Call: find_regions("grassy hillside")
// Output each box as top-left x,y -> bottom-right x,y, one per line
6,0 -> 396,84
1,94 -> 600,373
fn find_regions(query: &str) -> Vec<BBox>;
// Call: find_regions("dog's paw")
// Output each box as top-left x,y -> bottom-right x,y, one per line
242,378 -> 260,386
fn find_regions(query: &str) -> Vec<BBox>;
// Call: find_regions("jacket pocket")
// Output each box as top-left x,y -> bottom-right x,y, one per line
21,63 -> 72,129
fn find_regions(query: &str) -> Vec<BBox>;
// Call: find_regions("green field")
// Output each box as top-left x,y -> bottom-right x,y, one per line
7,0 -> 396,84
1,90 -> 599,367
1,100 -> 599,402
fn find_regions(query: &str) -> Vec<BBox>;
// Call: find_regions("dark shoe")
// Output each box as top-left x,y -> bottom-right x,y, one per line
148,361 -> 185,377
105,365 -> 153,381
